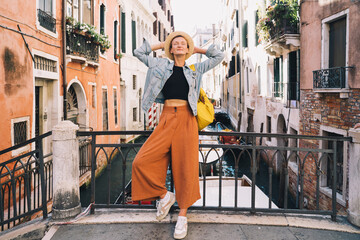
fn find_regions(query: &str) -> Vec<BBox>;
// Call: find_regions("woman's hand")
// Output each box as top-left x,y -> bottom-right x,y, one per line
193,46 -> 207,55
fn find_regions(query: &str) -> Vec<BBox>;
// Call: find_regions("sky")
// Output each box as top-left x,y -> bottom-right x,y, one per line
170,0 -> 222,35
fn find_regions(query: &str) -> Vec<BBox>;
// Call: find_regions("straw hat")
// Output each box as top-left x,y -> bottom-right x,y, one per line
164,31 -> 194,60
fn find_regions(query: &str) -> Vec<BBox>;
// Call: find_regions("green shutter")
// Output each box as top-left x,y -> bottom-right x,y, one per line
114,21 -> 118,58
100,5 -> 105,35
121,12 -> 126,53
132,20 -> 136,53
242,21 -> 248,48
255,11 -> 259,46
274,58 -> 280,97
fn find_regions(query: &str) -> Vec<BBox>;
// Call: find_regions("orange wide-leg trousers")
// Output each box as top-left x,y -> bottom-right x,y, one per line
131,104 -> 200,209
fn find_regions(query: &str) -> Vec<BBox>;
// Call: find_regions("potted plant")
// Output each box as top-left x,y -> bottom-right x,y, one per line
114,53 -> 122,59
256,0 -> 299,43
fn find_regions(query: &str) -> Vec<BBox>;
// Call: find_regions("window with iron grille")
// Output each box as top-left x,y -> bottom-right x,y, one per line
14,121 -> 27,145
102,89 -> 108,130
133,107 -> 137,122
133,75 -> 137,90
38,0 -> 56,33
34,55 -> 57,72
114,89 -> 118,125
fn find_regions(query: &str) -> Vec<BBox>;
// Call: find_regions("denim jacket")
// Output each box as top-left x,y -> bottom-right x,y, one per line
133,39 -> 224,116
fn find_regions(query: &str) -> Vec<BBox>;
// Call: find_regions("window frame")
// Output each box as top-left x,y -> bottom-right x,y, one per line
133,107 -> 137,122
37,0 -> 58,37
113,87 -> 118,126
319,125 -> 348,206
11,117 -> 30,156
102,87 -> 109,131
321,9 -> 349,88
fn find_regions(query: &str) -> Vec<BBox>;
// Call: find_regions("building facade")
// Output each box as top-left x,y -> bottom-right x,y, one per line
188,26 -> 225,106
0,0 -> 63,161
119,0 -> 173,142
298,0 -> 360,213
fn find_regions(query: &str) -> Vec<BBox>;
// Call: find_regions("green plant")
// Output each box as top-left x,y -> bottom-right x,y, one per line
66,17 -> 111,51
115,53 -> 122,59
256,0 -> 299,43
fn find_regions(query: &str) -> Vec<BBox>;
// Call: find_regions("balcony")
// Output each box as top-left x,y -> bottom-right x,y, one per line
66,29 -> 99,67
37,9 -> 56,33
264,21 -> 300,56
257,3 -> 300,56
313,67 -> 354,98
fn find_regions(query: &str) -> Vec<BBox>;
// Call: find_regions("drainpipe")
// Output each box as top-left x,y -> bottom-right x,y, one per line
119,5 -> 121,76
62,0 -> 67,120
238,0 -> 243,131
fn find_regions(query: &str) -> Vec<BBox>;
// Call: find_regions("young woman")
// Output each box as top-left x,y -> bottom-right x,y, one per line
132,31 -> 224,239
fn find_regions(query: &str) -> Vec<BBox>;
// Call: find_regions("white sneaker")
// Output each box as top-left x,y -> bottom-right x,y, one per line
156,191 -> 175,221
174,216 -> 188,239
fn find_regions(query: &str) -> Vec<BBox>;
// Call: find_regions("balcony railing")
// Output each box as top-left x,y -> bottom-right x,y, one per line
313,67 -> 353,89
269,20 -> 299,40
66,29 -> 99,63
37,9 -> 56,33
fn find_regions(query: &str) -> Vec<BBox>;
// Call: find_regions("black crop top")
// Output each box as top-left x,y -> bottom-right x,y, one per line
162,66 -> 189,101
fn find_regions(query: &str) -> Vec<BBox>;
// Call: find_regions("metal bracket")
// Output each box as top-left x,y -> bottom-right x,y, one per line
17,25 -> 35,63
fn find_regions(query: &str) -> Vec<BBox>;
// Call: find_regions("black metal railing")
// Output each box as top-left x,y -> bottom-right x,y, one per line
269,20 -> 299,40
66,28 -> 99,62
313,66 -> 353,89
77,130 -> 351,221
79,137 -> 91,177
37,9 -> 56,33
0,132 -> 52,231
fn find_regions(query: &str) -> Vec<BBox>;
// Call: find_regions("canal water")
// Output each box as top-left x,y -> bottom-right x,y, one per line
80,115 -> 296,208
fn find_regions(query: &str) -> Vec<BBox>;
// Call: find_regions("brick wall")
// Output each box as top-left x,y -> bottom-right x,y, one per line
288,89 -> 360,214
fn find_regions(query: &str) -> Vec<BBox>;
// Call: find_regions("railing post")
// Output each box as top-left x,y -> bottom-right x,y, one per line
52,121 -> 81,219
37,138 -> 48,219
348,128 -> 360,227
90,135 -> 96,214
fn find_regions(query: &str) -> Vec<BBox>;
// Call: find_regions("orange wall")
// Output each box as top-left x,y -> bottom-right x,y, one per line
0,0 -> 63,159
66,0 -> 121,144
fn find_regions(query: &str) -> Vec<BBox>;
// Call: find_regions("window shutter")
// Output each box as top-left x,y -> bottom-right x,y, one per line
114,21 -> 118,59
100,4 -> 105,35
255,11 -> 259,46
132,20 -> 136,53
242,21 -> 248,48
121,12 -> 126,53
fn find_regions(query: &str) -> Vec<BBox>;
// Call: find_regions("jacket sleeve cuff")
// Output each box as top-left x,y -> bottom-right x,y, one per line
142,39 -> 152,55
134,39 -> 152,57
205,44 -> 217,58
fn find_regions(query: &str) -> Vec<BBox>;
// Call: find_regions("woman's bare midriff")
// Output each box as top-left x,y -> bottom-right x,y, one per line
164,99 -> 188,107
